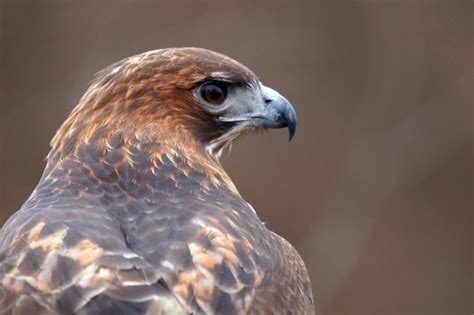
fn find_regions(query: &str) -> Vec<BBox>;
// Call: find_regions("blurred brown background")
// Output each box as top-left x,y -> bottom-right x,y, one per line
0,1 -> 472,314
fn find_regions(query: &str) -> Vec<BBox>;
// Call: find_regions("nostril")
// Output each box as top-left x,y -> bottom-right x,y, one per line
264,99 -> 272,104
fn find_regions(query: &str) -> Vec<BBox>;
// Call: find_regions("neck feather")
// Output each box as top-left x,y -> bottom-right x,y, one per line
40,130 -> 238,200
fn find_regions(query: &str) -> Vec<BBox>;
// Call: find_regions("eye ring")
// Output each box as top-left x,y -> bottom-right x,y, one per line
200,81 -> 228,105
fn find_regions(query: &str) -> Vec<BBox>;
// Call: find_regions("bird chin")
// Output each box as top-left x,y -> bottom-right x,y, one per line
206,123 -> 266,160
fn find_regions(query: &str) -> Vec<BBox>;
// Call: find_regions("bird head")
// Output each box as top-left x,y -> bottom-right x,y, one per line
49,48 -> 296,162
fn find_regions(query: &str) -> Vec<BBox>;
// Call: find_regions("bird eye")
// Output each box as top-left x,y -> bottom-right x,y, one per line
200,82 -> 228,105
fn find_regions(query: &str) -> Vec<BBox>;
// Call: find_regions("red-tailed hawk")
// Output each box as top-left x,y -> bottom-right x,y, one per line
0,48 -> 314,314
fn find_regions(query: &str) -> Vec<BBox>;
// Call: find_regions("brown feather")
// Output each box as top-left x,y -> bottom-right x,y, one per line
0,48 -> 314,315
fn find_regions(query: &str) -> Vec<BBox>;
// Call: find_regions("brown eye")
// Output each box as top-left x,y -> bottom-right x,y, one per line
200,82 -> 227,105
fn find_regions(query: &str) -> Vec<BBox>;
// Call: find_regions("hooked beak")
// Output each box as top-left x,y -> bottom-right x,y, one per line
219,85 -> 297,140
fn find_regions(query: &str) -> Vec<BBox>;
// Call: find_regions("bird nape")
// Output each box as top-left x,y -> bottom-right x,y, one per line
0,48 -> 314,315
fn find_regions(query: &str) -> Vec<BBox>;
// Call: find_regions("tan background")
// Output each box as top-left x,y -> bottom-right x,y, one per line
0,1 -> 472,314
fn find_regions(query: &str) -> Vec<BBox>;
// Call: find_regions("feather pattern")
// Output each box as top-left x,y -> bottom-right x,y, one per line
0,48 -> 314,315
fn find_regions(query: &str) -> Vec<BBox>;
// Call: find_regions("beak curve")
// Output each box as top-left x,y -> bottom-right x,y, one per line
219,85 -> 297,141
257,85 -> 297,141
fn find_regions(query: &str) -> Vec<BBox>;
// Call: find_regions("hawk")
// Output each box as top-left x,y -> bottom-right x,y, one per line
0,48 -> 314,314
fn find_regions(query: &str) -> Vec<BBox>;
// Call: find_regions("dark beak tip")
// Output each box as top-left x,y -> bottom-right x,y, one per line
288,128 -> 296,141
286,108 -> 297,142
